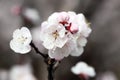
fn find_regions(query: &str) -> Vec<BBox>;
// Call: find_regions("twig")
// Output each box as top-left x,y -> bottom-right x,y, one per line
30,41 -> 60,80
47,59 -> 55,80
30,42 -> 48,58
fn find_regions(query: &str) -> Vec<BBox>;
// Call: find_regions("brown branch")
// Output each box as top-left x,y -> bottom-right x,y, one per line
30,42 -> 48,58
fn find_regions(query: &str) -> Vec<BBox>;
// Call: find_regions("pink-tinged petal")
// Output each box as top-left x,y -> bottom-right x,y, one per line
57,12 -> 69,22
70,23 -> 79,34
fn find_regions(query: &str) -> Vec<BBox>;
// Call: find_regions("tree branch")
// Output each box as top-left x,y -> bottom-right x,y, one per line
30,42 -> 48,58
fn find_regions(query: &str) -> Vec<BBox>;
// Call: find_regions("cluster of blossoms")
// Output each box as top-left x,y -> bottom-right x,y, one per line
39,11 -> 91,60
71,62 -> 96,79
9,11 -> 95,80
10,11 -> 91,60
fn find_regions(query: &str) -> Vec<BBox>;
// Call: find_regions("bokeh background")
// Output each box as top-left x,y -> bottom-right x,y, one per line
0,0 -> 120,80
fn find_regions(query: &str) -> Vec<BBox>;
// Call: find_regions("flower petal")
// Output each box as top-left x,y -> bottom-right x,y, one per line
48,47 -> 70,60
78,37 -> 87,47
42,34 -> 55,49
10,40 -> 31,54
55,37 -> 68,48
71,47 -> 84,56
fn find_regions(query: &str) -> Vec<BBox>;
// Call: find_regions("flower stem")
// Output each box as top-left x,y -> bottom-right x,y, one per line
30,42 -> 48,58
30,42 -> 59,80
47,61 -> 54,80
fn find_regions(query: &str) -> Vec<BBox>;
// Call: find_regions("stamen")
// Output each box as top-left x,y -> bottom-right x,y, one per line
53,30 -> 59,39
17,36 -> 27,44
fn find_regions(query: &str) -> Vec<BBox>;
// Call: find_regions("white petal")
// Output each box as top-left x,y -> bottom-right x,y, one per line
43,42 -> 54,50
68,11 -> 76,22
21,27 -> 31,34
40,21 -> 48,31
42,35 -> 55,49
20,45 -> 31,54
48,40 -> 76,60
10,40 -> 31,54
13,29 -> 21,39
55,37 -> 68,48
58,26 -> 66,38
57,12 -> 69,22
48,50 -> 64,60
81,27 -> 92,37
78,37 -> 87,47
70,46 -> 84,56
48,12 -> 59,23
21,27 -> 32,39
10,40 -> 21,53
77,13 -> 86,22
42,24 -> 59,34
68,11 -> 76,16
76,14 -> 92,37
48,47 -> 70,60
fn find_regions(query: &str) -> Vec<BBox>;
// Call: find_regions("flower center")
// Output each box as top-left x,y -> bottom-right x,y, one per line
52,30 -> 59,40
17,36 -> 27,44
59,21 -> 79,34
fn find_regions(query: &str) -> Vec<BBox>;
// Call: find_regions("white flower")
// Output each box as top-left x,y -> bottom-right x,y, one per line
40,11 -> 91,60
10,27 -> 32,54
9,64 -> 37,80
71,62 -> 96,77
40,22 -> 68,50
23,8 -> 40,24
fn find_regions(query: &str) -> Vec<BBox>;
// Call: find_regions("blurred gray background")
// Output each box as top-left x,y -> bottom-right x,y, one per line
0,0 -> 120,80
